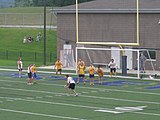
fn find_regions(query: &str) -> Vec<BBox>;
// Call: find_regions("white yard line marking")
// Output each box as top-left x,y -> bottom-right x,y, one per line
0,96 -> 160,117
81,94 -> 160,105
0,86 -> 160,105
81,91 -> 89,94
36,96 -> 43,99
0,96 -> 107,109
133,111 -> 160,117
45,95 -> 53,98
115,106 -> 147,111
94,109 -> 123,114
95,106 -> 147,114
90,91 -> 98,93
0,108 -> 86,120
54,95 -> 62,97
6,99 -> 14,102
0,79 -> 160,96
26,97 -> 34,100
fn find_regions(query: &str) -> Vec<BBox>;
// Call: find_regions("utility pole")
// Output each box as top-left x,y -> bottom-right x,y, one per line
44,0 -> 46,65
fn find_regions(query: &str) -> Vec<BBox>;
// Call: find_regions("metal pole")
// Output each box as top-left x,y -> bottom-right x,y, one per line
136,0 -> 139,45
75,47 -> 78,74
137,50 -> 140,78
44,0 -> 46,65
76,0 -> 79,43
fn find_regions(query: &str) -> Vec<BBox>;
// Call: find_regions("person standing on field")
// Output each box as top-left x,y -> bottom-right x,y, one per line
54,59 -> 63,75
77,58 -> 85,67
17,57 -> 23,78
31,64 -> 37,84
27,64 -> 33,85
77,62 -> 86,84
88,63 -> 95,85
65,74 -> 78,96
139,53 -> 147,73
97,65 -> 104,85
108,59 -> 117,77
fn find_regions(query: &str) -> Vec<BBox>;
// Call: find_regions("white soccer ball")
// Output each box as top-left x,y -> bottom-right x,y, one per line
149,75 -> 153,79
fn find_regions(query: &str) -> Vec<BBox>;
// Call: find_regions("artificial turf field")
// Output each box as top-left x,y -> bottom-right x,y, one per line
0,70 -> 160,120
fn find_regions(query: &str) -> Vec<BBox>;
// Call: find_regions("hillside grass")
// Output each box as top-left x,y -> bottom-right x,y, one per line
0,28 -> 57,68
0,7 -> 57,68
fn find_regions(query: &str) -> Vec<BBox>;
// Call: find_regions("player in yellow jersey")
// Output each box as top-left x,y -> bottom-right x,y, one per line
97,65 -> 104,85
77,62 -> 86,84
77,58 -> 85,67
54,59 -> 63,75
31,64 -> 37,84
88,64 -> 95,85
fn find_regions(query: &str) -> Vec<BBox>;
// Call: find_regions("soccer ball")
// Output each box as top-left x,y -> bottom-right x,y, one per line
149,75 -> 153,79
64,85 -> 67,88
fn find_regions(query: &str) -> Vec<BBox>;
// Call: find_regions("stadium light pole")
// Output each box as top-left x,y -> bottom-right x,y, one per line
43,0 -> 46,65
75,0 -> 79,72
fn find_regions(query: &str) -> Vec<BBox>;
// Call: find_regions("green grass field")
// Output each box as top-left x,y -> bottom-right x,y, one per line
0,69 -> 160,120
0,7 -> 57,67
0,28 -> 57,67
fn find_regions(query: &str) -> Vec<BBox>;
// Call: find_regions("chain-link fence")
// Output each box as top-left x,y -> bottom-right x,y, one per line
0,50 -> 56,66
0,13 -> 56,26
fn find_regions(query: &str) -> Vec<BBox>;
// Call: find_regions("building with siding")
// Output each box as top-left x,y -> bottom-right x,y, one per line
53,0 -> 160,70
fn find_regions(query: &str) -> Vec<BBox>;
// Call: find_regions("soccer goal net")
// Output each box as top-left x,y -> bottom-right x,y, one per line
76,46 -> 158,79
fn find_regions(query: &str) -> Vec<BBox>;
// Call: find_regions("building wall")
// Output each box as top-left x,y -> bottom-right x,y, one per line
57,13 -> 160,69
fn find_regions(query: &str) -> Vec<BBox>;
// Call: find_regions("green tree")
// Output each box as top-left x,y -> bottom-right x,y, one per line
15,0 -> 33,7
15,0 -> 94,7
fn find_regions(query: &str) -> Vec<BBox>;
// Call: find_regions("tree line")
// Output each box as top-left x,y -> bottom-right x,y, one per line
15,0 -> 94,7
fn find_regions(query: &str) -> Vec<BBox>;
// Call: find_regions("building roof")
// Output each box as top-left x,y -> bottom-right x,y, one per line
52,0 -> 160,14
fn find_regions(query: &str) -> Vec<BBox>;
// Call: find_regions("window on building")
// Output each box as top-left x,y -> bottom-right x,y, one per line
140,50 -> 156,60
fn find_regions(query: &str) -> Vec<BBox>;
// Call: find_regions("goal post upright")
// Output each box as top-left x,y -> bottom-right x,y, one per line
76,0 -> 79,44
136,0 -> 140,46
75,0 -> 140,46
75,46 -> 78,74
75,0 -> 140,78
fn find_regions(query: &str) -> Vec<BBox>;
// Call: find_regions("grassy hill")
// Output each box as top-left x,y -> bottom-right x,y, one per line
0,7 -> 57,68
0,28 -> 57,68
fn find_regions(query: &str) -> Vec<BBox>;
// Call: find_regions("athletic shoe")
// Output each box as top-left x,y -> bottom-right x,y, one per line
27,83 -> 32,85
